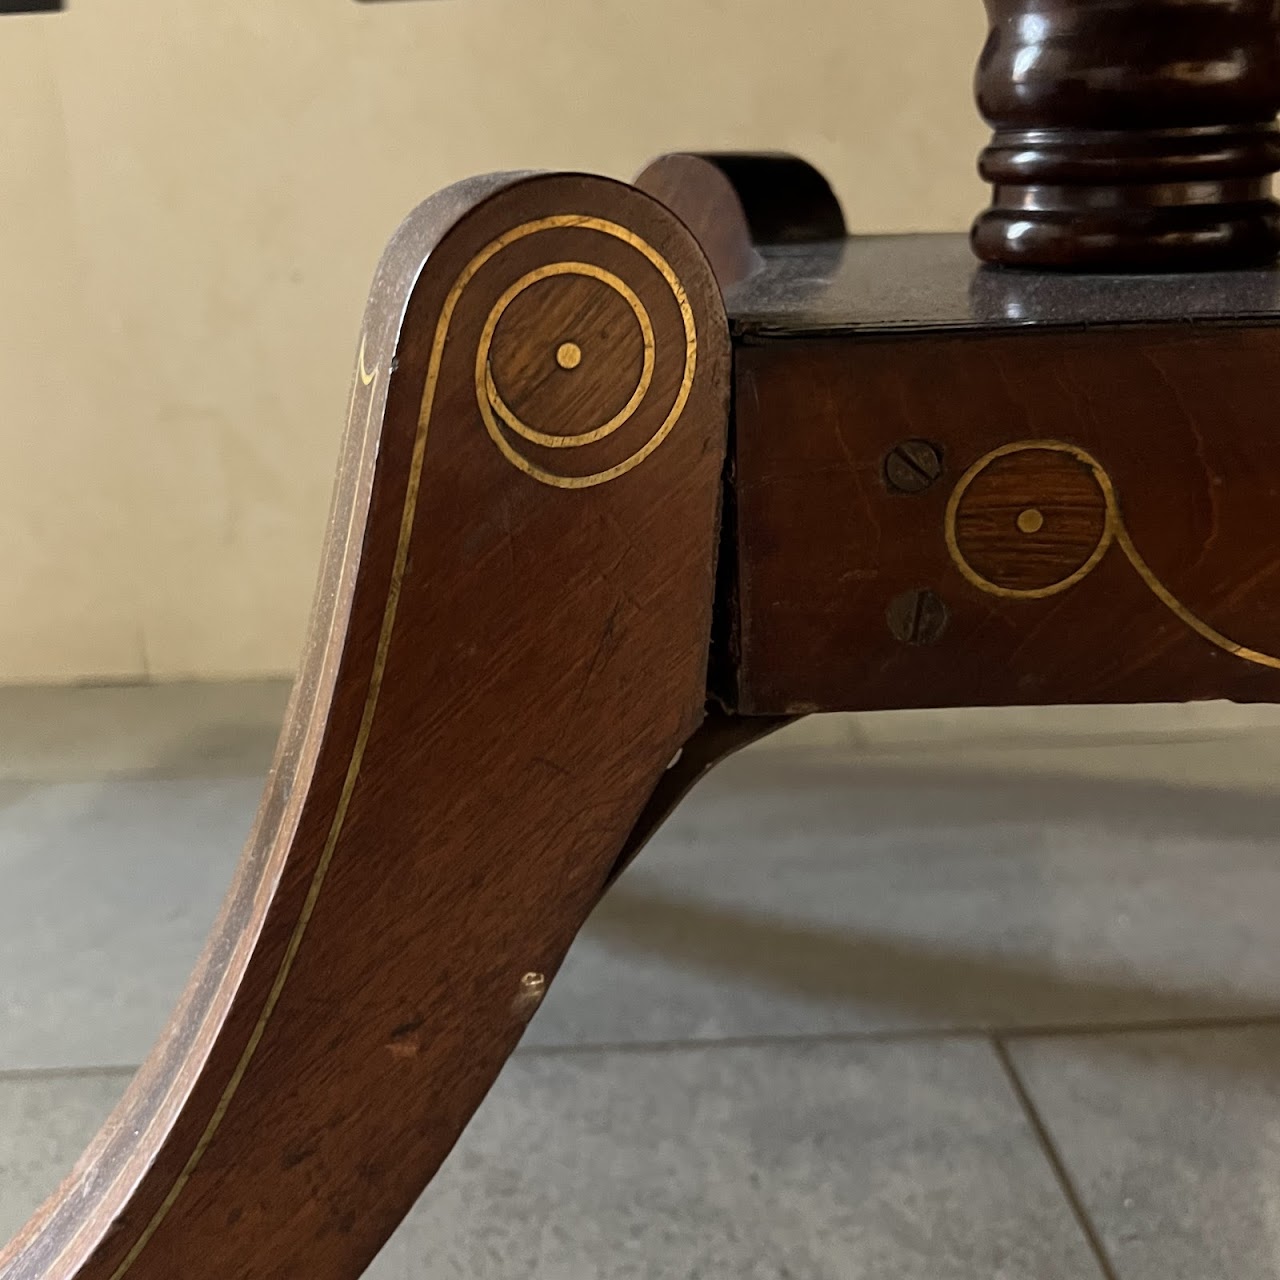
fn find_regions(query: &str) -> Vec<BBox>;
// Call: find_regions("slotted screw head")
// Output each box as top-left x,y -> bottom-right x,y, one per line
884,440 -> 943,493
886,588 -> 950,646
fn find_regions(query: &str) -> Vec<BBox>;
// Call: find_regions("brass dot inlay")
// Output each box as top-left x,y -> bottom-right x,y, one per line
1017,507 -> 1045,534
556,341 -> 582,370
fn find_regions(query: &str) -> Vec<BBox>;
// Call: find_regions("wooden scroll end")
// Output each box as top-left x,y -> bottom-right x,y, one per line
635,152 -> 846,290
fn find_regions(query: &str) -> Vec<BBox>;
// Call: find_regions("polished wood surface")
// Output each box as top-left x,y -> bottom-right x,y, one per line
724,234 -> 1280,338
718,222 -> 1280,715
0,172 -> 731,1280
731,319 -> 1280,713
972,0 -> 1280,269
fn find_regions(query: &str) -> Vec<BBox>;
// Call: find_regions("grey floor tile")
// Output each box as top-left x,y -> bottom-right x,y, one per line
1007,1025 -> 1280,1280
0,778 -> 258,1071
0,1070 -> 130,1245
11,729 -> 1280,1068
0,1043 -> 1097,1280
531,746 -> 1280,1046
365,1038 -> 1100,1279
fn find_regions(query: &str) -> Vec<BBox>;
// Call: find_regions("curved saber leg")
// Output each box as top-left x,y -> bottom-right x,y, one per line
2,172 -> 731,1280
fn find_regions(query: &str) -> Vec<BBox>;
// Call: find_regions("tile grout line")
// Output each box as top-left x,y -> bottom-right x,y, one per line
515,1011 -> 1280,1060
517,1025 -> 991,1059
992,1036 -> 1120,1280
8,1009 -> 1280,1081
996,1010 -> 1280,1041
0,1064 -> 138,1085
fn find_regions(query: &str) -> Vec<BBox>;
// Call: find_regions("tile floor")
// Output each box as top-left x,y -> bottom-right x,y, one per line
4,683 -> 1280,1277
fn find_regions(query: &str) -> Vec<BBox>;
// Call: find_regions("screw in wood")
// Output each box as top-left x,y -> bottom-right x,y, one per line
886,588 -> 950,646
513,971 -> 548,1017
884,439 -> 943,493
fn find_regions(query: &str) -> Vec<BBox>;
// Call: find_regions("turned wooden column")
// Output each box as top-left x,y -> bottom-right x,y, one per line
972,0 -> 1280,270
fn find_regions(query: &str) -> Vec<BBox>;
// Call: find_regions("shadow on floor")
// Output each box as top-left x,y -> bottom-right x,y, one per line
589,877 -> 1280,1079
703,751 -> 1280,844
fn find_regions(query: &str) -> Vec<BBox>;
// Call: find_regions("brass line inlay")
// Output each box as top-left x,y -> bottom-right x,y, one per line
107,213 -> 694,1280
358,334 -> 377,387
945,439 -> 1280,670
97,355 -> 381,1280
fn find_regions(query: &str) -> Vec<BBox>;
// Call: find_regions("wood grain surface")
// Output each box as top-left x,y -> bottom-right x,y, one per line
0,172 -> 730,1280
732,323 -> 1280,712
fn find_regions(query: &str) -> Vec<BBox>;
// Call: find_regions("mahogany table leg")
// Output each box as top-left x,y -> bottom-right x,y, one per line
0,172 -> 731,1280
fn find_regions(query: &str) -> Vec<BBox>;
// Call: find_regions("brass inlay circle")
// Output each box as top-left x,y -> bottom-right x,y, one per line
946,441 -> 1115,600
1017,507 -> 1045,534
483,263 -> 655,451
477,236 -> 696,489
556,341 -> 582,370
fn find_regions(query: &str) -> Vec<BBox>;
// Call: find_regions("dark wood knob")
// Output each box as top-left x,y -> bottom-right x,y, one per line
972,0 -> 1280,270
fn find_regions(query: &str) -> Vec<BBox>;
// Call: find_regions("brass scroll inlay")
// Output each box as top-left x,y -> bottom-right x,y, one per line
945,439 -> 1280,670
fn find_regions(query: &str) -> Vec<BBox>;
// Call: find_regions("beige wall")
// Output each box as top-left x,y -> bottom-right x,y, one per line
0,0 -> 988,684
